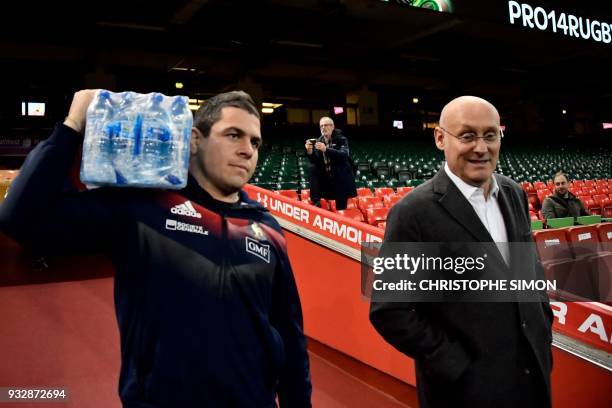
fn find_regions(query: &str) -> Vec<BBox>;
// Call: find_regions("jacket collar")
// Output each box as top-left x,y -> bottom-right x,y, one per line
183,174 -> 266,213
432,168 -> 521,242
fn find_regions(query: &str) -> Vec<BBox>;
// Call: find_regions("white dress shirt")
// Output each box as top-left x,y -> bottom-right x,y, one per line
444,162 -> 510,265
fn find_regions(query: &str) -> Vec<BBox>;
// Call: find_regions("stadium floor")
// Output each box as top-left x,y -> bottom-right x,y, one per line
0,234 -> 418,407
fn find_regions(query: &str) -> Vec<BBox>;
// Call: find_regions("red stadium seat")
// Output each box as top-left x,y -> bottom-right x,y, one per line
358,196 -> 384,211
565,225 -> 601,258
533,229 -> 572,262
534,181 -> 547,190
578,195 -> 591,207
336,208 -> 364,223
374,187 -> 394,198
521,182 -> 534,192
596,223 -> 612,243
528,193 -> 539,209
529,211 -> 539,221
593,194 -> 608,203
378,222 -> 386,230
572,181 -> 585,190
585,180 -> 596,189
537,189 -> 551,206
277,189 -> 298,200
300,189 -> 310,201
365,208 -> 389,227
533,229 -> 595,299
396,186 -> 414,196
346,197 -> 358,210
356,187 -> 374,197
585,199 -> 601,215
383,194 -> 403,208
601,198 -> 612,218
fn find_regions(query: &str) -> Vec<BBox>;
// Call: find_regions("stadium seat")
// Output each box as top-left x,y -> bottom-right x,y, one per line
602,198 -> 612,218
596,223 -> 612,243
532,229 -> 595,300
573,181 -> 585,190
566,225 -> 612,301
527,194 -> 539,209
378,222 -> 386,230
300,189 -> 310,201
346,197 -> 359,210
534,181 -> 547,190
521,181 -> 534,192
533,229 -> 573,261
374,187 -> 394,198
537,189 -> 552,206
565,225 -> 601,258
336,208 -> 364,223
356,187 -> 374,197
396,186 -> 414,196
585,199 -> 601,215
358,196 -> 384,211
383,194 -> 403,208
365,208 -> 389,227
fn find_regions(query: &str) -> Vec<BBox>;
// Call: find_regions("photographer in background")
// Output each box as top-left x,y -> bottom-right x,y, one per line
305,116 -> 357,210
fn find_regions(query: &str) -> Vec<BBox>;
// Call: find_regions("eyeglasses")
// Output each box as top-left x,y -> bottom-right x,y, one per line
439,127 -> 504,144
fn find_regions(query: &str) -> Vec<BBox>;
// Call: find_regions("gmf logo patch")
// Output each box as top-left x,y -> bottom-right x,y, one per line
245,236 -> 270,263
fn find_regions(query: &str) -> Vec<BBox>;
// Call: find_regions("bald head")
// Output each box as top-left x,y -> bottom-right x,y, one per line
434,95 -> 502,192
439,96 -> 500,129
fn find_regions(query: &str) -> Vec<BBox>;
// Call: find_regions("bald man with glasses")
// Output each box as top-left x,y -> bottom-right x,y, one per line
370,96 -> 553,408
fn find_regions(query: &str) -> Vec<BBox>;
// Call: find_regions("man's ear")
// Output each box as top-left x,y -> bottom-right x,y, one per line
190,127 -> 202,155
434,127 -> 445,151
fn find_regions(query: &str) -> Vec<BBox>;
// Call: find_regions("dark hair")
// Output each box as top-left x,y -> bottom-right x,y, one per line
193,90 -> 260,137
553,171 -> 569,183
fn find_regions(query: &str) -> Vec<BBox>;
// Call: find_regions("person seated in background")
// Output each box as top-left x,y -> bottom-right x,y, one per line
305,116 -> 357,210
541,171 -> 589,219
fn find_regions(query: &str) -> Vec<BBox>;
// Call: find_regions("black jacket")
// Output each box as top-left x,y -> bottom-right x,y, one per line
541,191 -> 589,219
0,124 -> 312,408
370,168 -> 553,408
306,129 -> 357,200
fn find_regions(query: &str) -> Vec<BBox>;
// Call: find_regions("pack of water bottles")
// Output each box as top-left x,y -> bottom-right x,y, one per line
80,90 -> 193,189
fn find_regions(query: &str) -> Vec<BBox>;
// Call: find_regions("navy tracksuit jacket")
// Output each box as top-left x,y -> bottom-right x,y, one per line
0,124 -> 312,407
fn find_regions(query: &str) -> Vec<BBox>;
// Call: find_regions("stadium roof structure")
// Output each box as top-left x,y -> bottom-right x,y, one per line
1,0 -> 611,112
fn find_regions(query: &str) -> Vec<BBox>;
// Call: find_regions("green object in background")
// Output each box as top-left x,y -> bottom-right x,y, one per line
412,0 -> 454,13
531,220 -> 544,230
546,217 -> 574,228
576,215 -> 602,225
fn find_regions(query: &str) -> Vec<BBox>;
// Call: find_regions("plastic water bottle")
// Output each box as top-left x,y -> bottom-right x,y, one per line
83,90 -> 115,183
81,90 -> 191,189
141,93 -> 172,182
111,92 -> 136,184
169,97 -> 191,184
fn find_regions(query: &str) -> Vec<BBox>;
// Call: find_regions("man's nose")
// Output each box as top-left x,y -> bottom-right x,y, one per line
472,137 -> 488,153
237,139 -> 254,158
